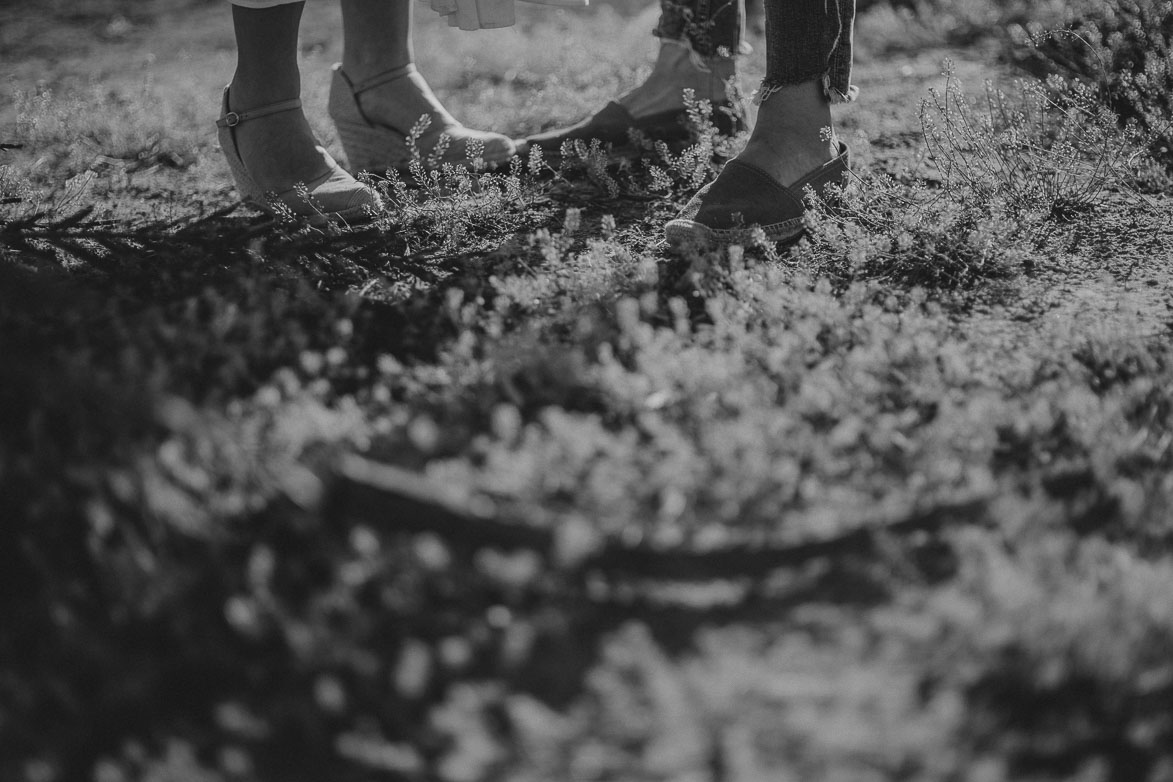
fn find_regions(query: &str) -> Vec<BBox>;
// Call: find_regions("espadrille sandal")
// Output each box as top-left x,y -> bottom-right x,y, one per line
216,87 -> 381,225
665,142 -> 850,247
328,63 -> 516,175
525,99 -> 746,156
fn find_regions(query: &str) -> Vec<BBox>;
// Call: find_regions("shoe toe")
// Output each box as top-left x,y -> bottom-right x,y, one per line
481,132 -> 517,164
318,170 -> 381,209
342,182 -> 382,213
463,129 -> 515,163
666,148 -> 851,247
272,166 -> 381,224
673,182 -> 713,223
440,128 -> 516,166
526,101 -> 635,152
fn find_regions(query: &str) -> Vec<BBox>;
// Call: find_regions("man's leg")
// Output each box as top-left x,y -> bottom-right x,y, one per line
617,0 -> 741,118
665,0 -> 856,245
227,2 -> 335,191
738,0 -> 854,184
526,0 -> 747,152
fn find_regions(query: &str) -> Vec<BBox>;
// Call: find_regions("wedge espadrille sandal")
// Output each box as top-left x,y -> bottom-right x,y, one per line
328,63 -> 516,175
665,142 -> 851,247
216,87 -> 381,225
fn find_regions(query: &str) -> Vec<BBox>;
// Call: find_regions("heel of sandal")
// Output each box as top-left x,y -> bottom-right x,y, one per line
333,119 -> 412,175
216,84 -> 381,224
329,65 -> 416,174
216,88 -> 266,205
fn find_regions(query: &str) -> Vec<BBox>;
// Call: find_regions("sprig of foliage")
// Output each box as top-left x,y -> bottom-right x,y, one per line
14,80 -> 200,180
1007,0 -> 1173,173
5,7 -> 1173,781
793,67 -> 1151,289
922,62 -> 1147,217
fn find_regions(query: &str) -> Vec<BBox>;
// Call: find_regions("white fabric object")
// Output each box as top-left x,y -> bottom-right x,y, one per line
422,0 -> 587,30
228,0 -> 303,7
228,0 -> 587,11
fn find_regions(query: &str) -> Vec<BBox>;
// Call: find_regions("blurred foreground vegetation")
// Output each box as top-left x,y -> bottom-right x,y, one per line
3,0 -> 1173,780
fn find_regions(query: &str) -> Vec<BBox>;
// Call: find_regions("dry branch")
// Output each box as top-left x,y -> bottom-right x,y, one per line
0,207 -> 448,281
328,453 -> 554,552
326,454 -> 991,581
584,495 -> 988,579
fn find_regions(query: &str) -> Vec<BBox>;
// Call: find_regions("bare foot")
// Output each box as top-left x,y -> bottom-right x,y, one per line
617,40 -> 736,119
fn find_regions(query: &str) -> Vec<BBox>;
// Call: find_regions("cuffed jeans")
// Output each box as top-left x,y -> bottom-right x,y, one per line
229,0 -> 856,103
657,0 -> 856,103
654,0 -> 745,59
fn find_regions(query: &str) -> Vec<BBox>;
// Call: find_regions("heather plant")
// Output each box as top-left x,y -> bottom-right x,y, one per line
921,64 -> 1147,218
550,87 -> 746,202
1008,0 -> 1173,173
795,67 -> 1149,289
643,87 -> 748,189
926,534 -> 1173,780
6,3 -> 1173,780
856,0 -> 1071,54
381,152 -> 546,253
14,78 -> 202,180
797,175 -> 1030,288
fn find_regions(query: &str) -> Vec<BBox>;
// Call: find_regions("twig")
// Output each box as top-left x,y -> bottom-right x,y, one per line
0,208 -> 451,283
326,454 -> 991,581
327,453 -> 553,551
583,494 -> 989,579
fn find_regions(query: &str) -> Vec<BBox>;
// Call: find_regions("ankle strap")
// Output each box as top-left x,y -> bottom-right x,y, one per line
216,97 -> 302,128
345,63 -> 417,95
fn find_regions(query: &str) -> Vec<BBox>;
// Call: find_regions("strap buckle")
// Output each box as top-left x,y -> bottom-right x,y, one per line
222,111 -> 242,128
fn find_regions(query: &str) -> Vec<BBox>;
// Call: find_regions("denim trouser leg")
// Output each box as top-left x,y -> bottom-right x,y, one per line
655,0 -> 746,60
760,0 -> 857,104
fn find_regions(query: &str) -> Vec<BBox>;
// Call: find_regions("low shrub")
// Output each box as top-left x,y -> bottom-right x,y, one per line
792,65 -> 1149,289
1008,0 -> 1173,173
14,79 -> 202,180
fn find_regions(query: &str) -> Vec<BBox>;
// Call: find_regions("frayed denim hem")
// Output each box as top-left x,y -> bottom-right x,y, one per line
757,0 -> 856,105
753,75 -> 858,106
822,72 -> 859,104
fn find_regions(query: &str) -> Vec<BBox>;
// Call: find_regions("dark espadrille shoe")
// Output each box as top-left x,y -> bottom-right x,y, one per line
524,100 -> 746,155
665,142 -> 850,247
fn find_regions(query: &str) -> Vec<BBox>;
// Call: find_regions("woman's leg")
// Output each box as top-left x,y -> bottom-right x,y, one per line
228,2 -> 334,191
331,0 -> 515,171
340,0 -> 413,76
336,0 -> 459,133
